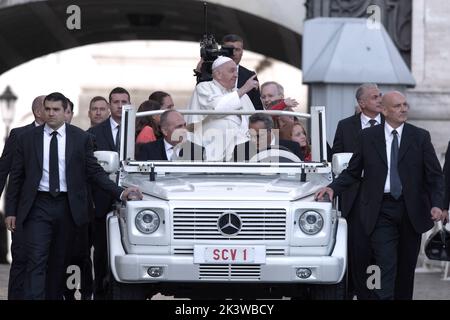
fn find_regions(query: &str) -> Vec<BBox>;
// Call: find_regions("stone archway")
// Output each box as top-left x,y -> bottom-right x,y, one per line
0,0 -> 303,76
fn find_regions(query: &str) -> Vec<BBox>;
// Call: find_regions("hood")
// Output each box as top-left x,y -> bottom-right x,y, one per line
121,173 -> 329,201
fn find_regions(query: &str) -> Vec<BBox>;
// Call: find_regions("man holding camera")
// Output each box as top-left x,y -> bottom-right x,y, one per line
222,34 -> 263,110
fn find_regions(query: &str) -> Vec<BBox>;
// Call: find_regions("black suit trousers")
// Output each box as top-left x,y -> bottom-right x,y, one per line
7,225 -> 26,300
23,192 -> 76,300
370,197 -> 421,300
347,209 -> 375,300
93,216 -> 108,299
63,222 -> 93,300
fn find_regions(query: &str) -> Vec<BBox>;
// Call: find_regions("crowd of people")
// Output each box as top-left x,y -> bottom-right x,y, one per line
0,33 -> 449,300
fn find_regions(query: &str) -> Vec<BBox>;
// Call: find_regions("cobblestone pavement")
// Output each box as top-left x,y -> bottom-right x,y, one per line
1,263 -> 449,300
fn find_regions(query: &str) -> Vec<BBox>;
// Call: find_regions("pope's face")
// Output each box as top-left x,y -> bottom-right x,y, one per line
214,60 -> 238,90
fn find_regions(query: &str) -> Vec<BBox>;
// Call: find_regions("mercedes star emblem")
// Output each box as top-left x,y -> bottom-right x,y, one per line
217,212 -> 242,236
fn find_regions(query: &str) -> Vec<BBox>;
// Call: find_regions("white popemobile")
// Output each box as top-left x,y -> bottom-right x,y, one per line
95,106 -> 349,299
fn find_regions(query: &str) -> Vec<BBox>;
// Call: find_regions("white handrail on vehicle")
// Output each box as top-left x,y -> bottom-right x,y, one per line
122,161 -> 331,182
120,107 -> 327,164
136,109 -> 311,118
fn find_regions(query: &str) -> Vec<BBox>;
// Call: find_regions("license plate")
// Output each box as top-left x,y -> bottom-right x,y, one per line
194,245 -> 266,264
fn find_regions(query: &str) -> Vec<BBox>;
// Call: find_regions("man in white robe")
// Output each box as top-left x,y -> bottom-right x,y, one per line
187,56 -> 258,161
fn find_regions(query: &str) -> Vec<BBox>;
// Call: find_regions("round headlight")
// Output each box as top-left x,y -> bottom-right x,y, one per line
135,210 -> 160,234
299,210 -> 323,235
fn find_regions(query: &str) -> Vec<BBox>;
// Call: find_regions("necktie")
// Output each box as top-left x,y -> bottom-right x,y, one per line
369,119 -> 377,127
115,125 -> 121,152
49,131 -> 60,197
169,146 -> 178,161
390,130 -> 402,199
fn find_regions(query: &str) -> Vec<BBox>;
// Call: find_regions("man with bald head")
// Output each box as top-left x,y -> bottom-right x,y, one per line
1,95 -> 46,196
316,91 -> 444,300
187,56 -> 258,161
0,95 -> 46,299
136,110 -> 204,161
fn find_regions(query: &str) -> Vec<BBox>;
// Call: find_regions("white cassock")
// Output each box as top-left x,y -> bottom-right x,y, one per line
187,79 -> 255,161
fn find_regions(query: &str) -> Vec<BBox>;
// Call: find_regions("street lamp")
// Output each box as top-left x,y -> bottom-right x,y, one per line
0,85 -> 17,264
0,86 -> 18,141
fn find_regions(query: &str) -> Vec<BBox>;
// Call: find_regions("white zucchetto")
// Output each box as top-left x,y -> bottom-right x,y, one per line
212,56 -> 233,70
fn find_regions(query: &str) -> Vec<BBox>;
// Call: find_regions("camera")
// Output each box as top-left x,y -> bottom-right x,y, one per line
196,34 -> 234,83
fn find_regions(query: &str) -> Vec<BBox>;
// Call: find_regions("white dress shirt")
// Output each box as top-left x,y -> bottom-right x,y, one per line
110,117 -> 120,145
384,122 -> 404,193
164,139 -> 180,161
38,123 -> 68,192
360,113 -> 381,129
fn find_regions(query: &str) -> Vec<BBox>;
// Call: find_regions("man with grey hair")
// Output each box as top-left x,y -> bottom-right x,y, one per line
187,56 -> 258,161
0,95 -> 46,299
232,113 -> 303,161
333,83 -> 383,155
331,83 -> 383,300
260,81 -> 299,110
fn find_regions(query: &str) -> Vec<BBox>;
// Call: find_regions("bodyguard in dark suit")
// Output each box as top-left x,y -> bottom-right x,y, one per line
232,113 -> 304,162
222,34 -> 263,110
317,91 -> 444,300
331,83 -> 383,299
0,122 -> 38,196
0,95 -> 46,300
5,92 -> 141,299
136,110 -> 205,161
441,143 -> 450,223
87,87 -> 130,299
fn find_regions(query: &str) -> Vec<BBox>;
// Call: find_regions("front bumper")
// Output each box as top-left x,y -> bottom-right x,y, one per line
108,215 -> 347,284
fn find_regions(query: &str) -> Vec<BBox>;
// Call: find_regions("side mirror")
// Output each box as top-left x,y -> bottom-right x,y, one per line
332,153 -> 353,176
94,151 -> 119,173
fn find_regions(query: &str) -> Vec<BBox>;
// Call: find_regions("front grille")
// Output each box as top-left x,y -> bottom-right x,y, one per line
198,264 -> 261,280
173,247 -> 286,256
173,208 -> 287,240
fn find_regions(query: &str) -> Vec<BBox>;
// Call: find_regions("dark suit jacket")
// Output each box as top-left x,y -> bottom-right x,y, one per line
329,123 -> 443,235
232,139 -> 304,162
331,113 -> 385,217
442,141 -> 450,209
87,117 -> 116,152
5,124 -> 123,227
0,122 -> 35,196
237,65 -> 263,110
136,138 -> 205,161
87,118 -> 117,218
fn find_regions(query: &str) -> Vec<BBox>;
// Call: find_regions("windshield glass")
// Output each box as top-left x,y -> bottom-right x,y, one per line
132,110 -> 313,164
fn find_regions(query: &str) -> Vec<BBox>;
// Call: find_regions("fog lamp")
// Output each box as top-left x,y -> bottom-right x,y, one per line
147,267 -> 163,278
296,268 -> 312,279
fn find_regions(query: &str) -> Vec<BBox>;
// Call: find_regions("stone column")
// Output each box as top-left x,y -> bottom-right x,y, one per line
407,0 -> 450,160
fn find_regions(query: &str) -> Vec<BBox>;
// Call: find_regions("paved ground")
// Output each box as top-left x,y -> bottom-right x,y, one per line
1,263 -> 449,300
